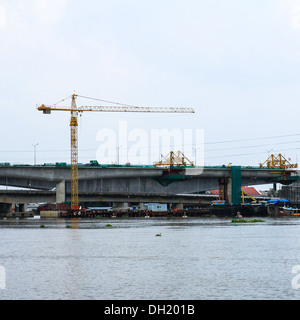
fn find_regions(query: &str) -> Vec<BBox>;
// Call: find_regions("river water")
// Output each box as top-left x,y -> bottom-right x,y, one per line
0,216 -> 300,300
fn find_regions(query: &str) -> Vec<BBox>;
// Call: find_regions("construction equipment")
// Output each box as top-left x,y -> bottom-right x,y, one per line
218,178 -> 228,203
260,154 -> 298,169
241,189 -> 258,204
38,94 -> 195,212
155,150 -> 194,167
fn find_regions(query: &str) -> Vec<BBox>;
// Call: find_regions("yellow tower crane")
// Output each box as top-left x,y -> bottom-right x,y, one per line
38,94 -> 195,212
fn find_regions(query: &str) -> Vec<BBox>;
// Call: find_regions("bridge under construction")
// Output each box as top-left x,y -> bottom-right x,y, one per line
23,93 -> 298,217
0,153 -> 298,217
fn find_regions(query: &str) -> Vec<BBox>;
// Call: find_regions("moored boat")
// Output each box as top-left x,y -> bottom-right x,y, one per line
280,206 -> 300,216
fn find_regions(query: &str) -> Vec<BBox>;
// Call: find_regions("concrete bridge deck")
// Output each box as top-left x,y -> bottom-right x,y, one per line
0,189 -> 223,204
0,164 -> 298,205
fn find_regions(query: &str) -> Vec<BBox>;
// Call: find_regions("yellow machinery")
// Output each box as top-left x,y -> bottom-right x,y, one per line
260,154 -> 298,169
38,94 -> 195,211
241,189 -> 258,204
155,150 -> 194,168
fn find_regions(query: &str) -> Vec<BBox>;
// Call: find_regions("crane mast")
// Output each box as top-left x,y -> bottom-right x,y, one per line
38,94 -> 195,212
70,95 -> 79,210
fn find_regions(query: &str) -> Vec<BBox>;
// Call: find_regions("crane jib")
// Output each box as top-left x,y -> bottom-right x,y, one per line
38,105 -> 195,113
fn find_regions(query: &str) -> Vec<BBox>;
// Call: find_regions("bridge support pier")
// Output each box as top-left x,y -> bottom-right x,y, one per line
18,203 -> 27,212
175,203 -> 184,210
113,202 -> 129,209
7,203 -> 13,214
56,180 -> 66,204
0,203 -> 11,217
5,203 -> 28,217
230,166 -> 242,205
219,166 -> 242,205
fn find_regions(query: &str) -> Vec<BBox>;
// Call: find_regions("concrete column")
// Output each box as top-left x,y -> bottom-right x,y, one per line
229,166 -> 242,205
19,203 -> 27,212
0,203 -> 12,217
175,203 -> 184,210
227,178 -> 232,204
6,203 -> 16,217
11,203 -> 16,213
56,180 -> 66,203
113,202 -> 129,209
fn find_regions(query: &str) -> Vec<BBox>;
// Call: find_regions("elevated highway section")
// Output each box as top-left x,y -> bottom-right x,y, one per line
0,164 -> 298,205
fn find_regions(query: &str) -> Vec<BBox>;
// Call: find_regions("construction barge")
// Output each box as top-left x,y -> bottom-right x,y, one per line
6,201 -> 292,218
41,207 -> 210,219
39,203 -> 270,218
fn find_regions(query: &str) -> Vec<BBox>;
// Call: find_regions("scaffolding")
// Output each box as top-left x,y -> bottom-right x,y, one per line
155,151 -> 194,168
259,154 -> 298,169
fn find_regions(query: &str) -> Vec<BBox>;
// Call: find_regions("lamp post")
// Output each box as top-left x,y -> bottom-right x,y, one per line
32,143 -> 39,165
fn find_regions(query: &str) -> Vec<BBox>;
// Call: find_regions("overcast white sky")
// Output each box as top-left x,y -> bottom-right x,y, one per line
0,0 -> 300,169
